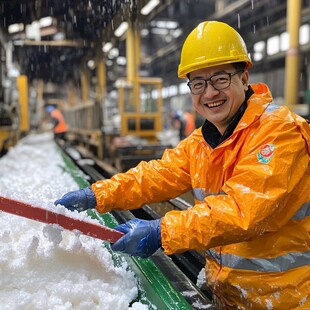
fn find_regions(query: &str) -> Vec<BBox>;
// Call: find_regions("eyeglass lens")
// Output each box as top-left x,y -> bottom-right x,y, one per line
190,73 -> 231,94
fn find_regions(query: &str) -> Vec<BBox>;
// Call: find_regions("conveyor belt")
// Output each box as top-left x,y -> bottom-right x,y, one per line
60,143 -> 214,308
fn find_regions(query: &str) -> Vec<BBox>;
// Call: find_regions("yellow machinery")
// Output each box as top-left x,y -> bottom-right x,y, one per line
62,75 -> 170,172
118,77 -> 163,139
110,76 -> 170,172
0,75 -> 29,156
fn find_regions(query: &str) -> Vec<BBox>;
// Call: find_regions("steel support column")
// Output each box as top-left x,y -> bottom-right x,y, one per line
17,75 -> 29,133
284,0 -> 301,108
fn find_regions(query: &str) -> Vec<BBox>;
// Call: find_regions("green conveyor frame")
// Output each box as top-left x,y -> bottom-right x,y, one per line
60,150 -> 193,309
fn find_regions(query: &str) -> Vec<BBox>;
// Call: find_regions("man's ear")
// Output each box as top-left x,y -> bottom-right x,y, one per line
242,70 -> 249,90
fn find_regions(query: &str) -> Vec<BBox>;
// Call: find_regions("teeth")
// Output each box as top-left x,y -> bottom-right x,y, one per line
207,101 -> 224,108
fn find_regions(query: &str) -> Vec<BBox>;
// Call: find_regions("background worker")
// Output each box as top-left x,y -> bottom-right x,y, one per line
182,110 -> 195,138
45,104 -> 68,141
173,109 -> 196,140
55,21 -> 310,309
179,110 -> 195,140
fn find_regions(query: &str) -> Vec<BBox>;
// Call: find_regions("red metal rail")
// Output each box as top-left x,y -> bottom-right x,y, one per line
0,196 -> 123,243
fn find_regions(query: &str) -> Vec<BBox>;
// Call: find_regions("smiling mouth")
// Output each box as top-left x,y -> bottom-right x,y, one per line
205,100 -> 225,108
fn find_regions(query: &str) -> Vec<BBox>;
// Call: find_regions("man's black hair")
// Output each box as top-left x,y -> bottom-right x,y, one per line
186,62 -> 247,79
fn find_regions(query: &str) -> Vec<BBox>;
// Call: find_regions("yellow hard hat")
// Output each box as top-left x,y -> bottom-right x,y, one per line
178,21 -> 252,78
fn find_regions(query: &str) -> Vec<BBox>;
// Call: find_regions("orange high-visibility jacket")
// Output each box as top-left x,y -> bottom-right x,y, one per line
50,109 -> 67,134
92,83 -> 310,309
183,111 -> 195,137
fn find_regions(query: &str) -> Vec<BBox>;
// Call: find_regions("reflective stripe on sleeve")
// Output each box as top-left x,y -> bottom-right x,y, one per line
193,188 -> 207,201
206,248 -> 310,272
265,102 -> 280,113
193,187 -> 310,221
193,188 -> 225,201
291,202 -> 310,220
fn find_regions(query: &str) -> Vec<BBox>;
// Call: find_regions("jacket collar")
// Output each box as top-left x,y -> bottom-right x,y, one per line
201,83 -> 273,148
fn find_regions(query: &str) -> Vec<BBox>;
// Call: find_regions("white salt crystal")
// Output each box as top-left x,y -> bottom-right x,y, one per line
0,132 -> 148,309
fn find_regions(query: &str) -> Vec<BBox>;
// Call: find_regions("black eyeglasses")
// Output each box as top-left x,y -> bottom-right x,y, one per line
187,70 -> 244,95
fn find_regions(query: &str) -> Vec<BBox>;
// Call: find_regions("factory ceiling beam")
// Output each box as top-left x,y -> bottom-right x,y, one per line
13,39 -> 85,47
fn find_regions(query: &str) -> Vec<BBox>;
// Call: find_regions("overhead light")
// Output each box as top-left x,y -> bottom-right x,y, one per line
267,35 -> 279,55
87,59 -> 96,69
106,60 -> 113,67
151,28 -> 169,36
8,23 -> 24,34
108,48 -> 119,59
114,22 -> 128,37
53,32 -> 65,41
155,20 -> 178,29
116,56 -> 126,66
140,28 -> 149,37
25,21 -> 41,41
300,24 -> 310,45
141,0 -> 160,15
102,42 -> 113,53
39,16 -> 53,28
172,28 -> 182,38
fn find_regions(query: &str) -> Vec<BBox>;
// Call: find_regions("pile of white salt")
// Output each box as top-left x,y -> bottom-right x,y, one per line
0,132 -> 150,310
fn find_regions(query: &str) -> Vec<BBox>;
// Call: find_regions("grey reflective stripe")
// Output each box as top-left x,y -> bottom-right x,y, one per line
193,187 -> 310,220
206,249 -> 310,272
193,188 -> 206,201
193,188 -> 226,201
265,101 -> 280,113
291,202 -> 310,220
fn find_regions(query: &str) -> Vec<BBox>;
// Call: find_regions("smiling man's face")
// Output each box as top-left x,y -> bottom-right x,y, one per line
189,64 -> 249,134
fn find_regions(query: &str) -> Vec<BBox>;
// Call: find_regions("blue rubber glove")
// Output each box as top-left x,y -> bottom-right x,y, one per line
111,218 -> 162,258
54,187 -> 96,212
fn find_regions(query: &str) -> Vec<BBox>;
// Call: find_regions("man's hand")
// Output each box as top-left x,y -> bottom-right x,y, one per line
54,187 -> 96,212
111,218 -> 162,258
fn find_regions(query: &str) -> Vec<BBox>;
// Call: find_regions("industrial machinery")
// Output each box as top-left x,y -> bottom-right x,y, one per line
0,75 -> 29,156
63,76 -> 171,172
110,77 -> 171,171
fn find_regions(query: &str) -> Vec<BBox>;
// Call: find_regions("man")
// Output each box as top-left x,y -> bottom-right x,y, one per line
174,109 -> 196,140
55,21 -> 310,309
45,105 -> 68,140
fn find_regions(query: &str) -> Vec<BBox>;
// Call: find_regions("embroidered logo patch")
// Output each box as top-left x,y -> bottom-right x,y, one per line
257,144 -> 275,164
